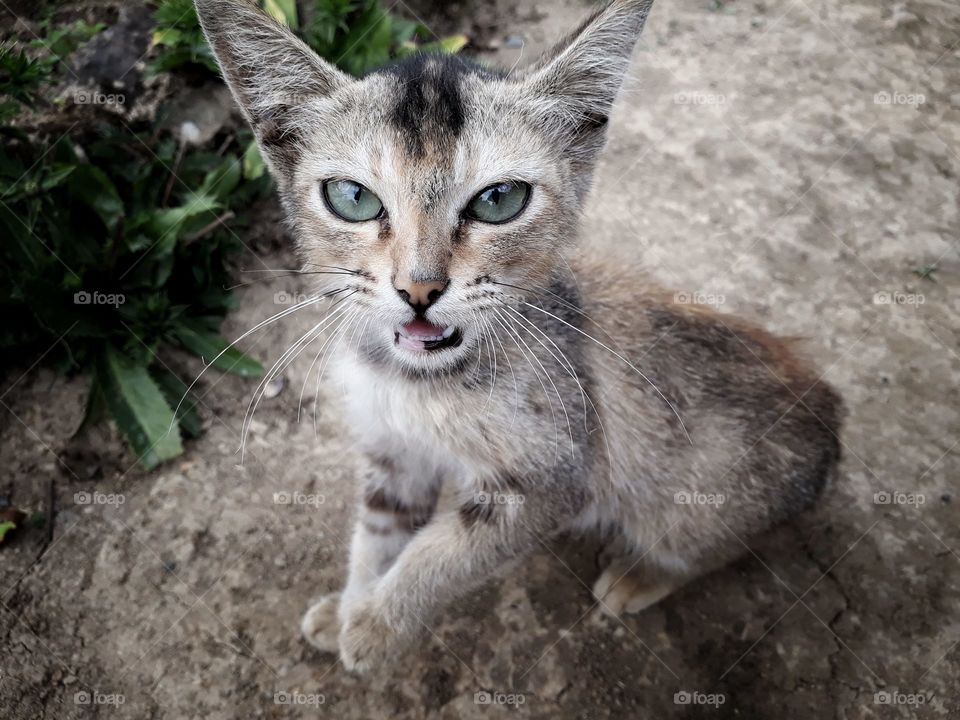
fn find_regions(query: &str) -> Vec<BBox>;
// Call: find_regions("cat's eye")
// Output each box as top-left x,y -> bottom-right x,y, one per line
323,179 -> 384,222
466,181 -> 531,224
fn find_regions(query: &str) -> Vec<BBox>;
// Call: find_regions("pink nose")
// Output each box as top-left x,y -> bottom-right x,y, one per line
394,278 -> 448,312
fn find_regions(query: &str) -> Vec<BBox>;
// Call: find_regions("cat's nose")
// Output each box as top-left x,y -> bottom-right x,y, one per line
394,277 -> 449,314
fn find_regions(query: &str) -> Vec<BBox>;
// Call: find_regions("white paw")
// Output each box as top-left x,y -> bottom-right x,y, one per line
592,567 -> 673,618
338,599 -> 400,674
301,592 -> 341,652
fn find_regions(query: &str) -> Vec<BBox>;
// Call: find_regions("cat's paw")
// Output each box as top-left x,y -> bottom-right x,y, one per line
301,592 -> 341,652
592,564 -> 675,618
337,599 -> 402,673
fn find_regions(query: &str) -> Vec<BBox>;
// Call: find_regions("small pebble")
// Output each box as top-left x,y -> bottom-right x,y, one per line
179,121 -> 202,146
264,376 -> 285,399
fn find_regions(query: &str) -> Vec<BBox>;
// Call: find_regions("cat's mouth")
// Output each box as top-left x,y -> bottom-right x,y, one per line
395,318 -> 463,353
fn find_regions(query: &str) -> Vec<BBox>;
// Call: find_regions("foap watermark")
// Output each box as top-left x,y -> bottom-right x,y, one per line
475,491 -> 525,506
274,290 -> 312,306
474,690 -> 526,707
873,291 -> 924,306
873,91 -> 925,108
674,690 -> 726,707
273,491 -> 325,508
675,491 -> 726,506
674,91 -> 726,106
674,291 -> 725,307
75,491 -> 125,507
498,291 -> 528,308
74,690 -> 125,706
274,690 -> 325,706
74,91 -> 125,106
874,491 -> 925,507
264,91 -> 317,106
74,290 -> 125,307
874,690 -> 928,706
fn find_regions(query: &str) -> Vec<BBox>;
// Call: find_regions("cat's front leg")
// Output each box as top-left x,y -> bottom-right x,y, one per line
301,452 -> 439,652
338,477 -> 586,672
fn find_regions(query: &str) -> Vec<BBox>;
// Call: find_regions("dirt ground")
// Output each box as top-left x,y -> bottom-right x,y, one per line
2,0 -> 959,717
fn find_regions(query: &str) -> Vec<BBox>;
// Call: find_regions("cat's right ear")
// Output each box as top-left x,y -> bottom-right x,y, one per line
517,0 -> 654,199
194,0 -> 350,184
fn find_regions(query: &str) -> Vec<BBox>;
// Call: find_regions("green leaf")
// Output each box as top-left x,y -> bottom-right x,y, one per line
0,520 -> 16,542
151,28 -> 183,47
68,164 -> 123,230
0,99 -> 20,123
173,321 -> 264,377
263,0 -> 299,29
39,164 -> 76,191
151,365 -> 204,439
417,34 -> 470,55
39,20 -> 105,59
0,202 -> 42,269
97,345 -> 183,469
199,156 -> 241,201
152,192 -> 220,238
126,191 -> 220,258
242,142 -> 265,180
390,17 -> 421,46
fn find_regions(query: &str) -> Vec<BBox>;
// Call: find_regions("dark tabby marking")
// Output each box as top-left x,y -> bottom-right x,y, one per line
373,54 -> 502,156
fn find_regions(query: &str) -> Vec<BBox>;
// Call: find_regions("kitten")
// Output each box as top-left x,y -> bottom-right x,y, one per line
196,0 -> 843,672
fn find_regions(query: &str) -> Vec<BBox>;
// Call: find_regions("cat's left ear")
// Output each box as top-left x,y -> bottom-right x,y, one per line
518,0 -> 654,195
195,0 -> 351,185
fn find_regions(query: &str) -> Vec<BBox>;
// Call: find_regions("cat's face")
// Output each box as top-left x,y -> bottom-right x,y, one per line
285,57 -> 582,374
196,0 -> 653,375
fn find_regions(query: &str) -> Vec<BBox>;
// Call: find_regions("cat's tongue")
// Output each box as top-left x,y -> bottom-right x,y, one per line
398,318 -> 448,352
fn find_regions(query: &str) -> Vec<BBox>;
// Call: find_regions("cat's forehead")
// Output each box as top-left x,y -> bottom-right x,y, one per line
366,54 -> 507,159
303,54 -> 549,208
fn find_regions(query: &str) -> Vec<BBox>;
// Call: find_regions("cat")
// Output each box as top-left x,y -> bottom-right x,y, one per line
195,0 -> 843,673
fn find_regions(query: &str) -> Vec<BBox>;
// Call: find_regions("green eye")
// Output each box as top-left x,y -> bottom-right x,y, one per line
466,181 -> 531,224
323,179 -> 384,222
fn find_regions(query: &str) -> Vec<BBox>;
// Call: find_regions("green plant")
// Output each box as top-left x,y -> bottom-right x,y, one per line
149,0 -> 220,74
1,0 -> 466,471
150,0 -> 467,77
0,41 -> 267,470
307,0 -> 467,75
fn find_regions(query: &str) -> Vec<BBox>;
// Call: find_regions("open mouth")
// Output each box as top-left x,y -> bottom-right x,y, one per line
395,318 -> 463,353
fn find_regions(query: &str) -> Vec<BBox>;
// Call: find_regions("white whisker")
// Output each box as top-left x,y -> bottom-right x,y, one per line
520,301 -> 691,444
240,292 -> 357,460
493,309 -> 565,464
173,293 -> 326,428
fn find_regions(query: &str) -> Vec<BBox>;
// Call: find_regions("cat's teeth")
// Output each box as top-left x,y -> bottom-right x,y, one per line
442,326 -> 456,339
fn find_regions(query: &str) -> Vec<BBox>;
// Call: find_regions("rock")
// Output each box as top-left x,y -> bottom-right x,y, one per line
264,376 -> 286,400
70,1 -> 154,104
161,83 -> 235,147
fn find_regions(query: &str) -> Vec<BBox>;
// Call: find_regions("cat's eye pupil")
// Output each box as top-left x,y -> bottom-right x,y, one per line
323,179 -> 384,222
468,181 -> 530,224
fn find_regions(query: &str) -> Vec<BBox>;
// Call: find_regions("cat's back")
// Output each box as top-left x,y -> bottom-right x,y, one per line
568,252 -> 843,520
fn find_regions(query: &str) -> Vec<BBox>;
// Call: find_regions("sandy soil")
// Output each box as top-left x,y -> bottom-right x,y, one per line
2,0 -> 958,717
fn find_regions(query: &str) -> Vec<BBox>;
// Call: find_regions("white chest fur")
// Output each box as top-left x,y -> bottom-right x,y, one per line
331,357 -> 495,489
